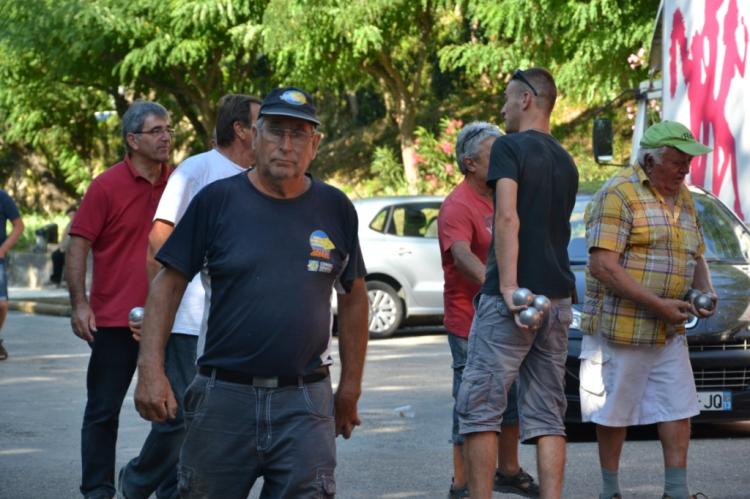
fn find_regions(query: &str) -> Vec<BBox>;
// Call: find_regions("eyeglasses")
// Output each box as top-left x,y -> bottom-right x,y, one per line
261,125 -> 315,147
511,69 -> 538,96
133,126 -> 175,138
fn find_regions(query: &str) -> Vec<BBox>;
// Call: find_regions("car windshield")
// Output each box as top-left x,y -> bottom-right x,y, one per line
566,192 -> 750,265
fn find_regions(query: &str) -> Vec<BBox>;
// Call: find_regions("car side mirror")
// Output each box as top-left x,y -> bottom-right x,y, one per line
592,118 -> 613,164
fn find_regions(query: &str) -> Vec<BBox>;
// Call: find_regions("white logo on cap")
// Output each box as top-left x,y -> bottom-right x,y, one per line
280,90 -> 307,106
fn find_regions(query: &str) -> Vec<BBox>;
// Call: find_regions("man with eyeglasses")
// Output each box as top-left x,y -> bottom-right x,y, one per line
66,100 -> 173,499
134,87 -> 369,497
457,68 -> 578,499
438,121 -> 539,498
117,94 -> 261,499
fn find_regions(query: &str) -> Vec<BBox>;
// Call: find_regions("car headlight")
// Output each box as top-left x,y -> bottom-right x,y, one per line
571,307 -> 582,330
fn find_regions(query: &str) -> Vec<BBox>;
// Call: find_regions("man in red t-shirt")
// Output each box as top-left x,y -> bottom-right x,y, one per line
438,121 -> 538,498
66,101 -> 172,499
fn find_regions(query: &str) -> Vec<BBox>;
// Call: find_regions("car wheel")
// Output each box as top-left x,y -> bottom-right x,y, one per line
367,281 -> 404,339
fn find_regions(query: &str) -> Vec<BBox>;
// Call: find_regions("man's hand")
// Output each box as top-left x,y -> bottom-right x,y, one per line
656,298 -> 691,324
134,365 -> 177,422
334,384 -> 362,439
70,302 -> 97,342
129,321 -> 142,342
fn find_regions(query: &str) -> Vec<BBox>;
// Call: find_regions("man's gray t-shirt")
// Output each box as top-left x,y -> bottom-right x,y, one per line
156,173 -> 366,377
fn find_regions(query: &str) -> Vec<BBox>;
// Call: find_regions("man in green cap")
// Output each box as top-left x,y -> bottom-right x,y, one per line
579,120 -> 716,499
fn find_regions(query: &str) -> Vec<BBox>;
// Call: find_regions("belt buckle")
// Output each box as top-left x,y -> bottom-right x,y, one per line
253,376 -> 279,389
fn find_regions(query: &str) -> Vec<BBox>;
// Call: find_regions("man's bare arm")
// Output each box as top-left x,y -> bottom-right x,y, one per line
450,241 -> 486,285
690,255 -> 717,317
146,220 -> 175,282
0,217 -> 24,257
134,266 -> 188,422
589,248 -> 689,324
493,179 -> 523,304
334,277 -> 369,439
66,236 -> 96,342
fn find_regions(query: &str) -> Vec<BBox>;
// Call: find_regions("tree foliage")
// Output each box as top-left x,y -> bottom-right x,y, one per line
439,0 -> 656,102
0,0 -> 269,209
0,0 -> 662,210
263,0 -> 464,193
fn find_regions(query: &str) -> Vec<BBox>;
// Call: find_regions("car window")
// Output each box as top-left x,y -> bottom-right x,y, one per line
693,192 -> 750,263
567,197 -> 591,264
566,192 -> 750,265
369,208 -> 389,233
388,203 -> 441,238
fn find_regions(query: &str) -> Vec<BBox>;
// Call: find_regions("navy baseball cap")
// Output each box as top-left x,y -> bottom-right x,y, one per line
259,87 -> 320,126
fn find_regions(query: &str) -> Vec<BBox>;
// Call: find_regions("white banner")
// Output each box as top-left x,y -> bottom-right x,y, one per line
663,0 -> 749,220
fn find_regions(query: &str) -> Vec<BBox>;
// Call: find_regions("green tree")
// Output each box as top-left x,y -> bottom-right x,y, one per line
439,0 -> 656,102
262,0 -> 463,193
0,0 -> 270,206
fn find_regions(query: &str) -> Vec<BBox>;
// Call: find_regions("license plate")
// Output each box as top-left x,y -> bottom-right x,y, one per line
697,391 -> 732,411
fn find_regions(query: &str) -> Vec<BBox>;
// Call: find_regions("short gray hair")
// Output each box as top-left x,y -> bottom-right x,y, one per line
121,101 -> 169,148
637,146 -> 665,168
455,121 -> 502,174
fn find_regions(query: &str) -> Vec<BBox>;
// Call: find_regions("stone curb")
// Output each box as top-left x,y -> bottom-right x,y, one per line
9,300 -> 71,317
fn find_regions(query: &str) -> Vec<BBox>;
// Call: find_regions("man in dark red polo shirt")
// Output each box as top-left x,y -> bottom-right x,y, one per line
66,100 -> 173,499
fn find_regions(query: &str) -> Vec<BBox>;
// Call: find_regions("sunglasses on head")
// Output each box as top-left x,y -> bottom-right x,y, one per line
512,69 -> 538,96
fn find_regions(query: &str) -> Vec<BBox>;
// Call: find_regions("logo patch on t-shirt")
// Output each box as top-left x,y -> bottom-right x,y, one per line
309,230 -> 335,260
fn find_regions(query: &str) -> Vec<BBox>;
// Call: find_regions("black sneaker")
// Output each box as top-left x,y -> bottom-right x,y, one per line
0,340 -> 7,361
494,467 -> 540,497
448,478 -> 469,499
448,485 -> 469,499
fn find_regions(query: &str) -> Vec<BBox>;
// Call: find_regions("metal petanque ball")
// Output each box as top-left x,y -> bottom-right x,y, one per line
685,289 -> 701,305
694,293 -> 714,312
512,288 -> 535,307
129,307 -> 145,323
532,295 -> 551,315
519,307 -> 542,328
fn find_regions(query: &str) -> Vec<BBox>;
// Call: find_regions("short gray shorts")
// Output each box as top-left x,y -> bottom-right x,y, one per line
457,293 -> 572,443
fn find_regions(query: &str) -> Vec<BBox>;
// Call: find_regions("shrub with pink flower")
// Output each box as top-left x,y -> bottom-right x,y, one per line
413,117 -> 465,194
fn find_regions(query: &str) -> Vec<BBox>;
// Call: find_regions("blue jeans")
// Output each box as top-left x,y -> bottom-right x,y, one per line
119,334 -> 198,499
0,257 -> 8,300
178,373 -> 337,498
81,327 -> 139,499
448,332 -> 519,446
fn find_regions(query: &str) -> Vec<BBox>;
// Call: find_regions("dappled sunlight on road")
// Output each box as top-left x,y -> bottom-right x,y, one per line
0,376 -> 57,385
0,448 -> 41,456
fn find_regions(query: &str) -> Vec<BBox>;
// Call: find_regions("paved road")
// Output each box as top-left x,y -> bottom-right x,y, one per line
1,312 -> 748,498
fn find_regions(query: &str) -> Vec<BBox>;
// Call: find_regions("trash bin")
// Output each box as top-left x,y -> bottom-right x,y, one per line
34,223 -> 59,252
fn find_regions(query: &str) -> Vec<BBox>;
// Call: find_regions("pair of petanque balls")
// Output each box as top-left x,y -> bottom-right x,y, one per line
685,289 -> 715,312
511,288 -> 551,329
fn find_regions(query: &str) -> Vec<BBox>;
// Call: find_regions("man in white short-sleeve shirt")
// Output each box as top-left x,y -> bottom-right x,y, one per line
118,94 -> 261,499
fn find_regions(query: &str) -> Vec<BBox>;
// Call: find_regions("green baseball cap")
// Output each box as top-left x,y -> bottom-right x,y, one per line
639,120 -> 712,156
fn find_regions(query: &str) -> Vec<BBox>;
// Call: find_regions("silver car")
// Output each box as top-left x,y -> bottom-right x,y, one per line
350,196 -> 445,338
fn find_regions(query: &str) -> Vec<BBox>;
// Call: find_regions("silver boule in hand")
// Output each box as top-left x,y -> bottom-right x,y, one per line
694,293 -> 714,312
512,288 -> 535,307
519,307 -> 542,328
532,294 -> 551,314
129,306 -> 145,323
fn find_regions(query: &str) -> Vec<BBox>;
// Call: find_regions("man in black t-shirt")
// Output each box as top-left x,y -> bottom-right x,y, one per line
133,87 -> 369,498
457,68 -> 578,499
